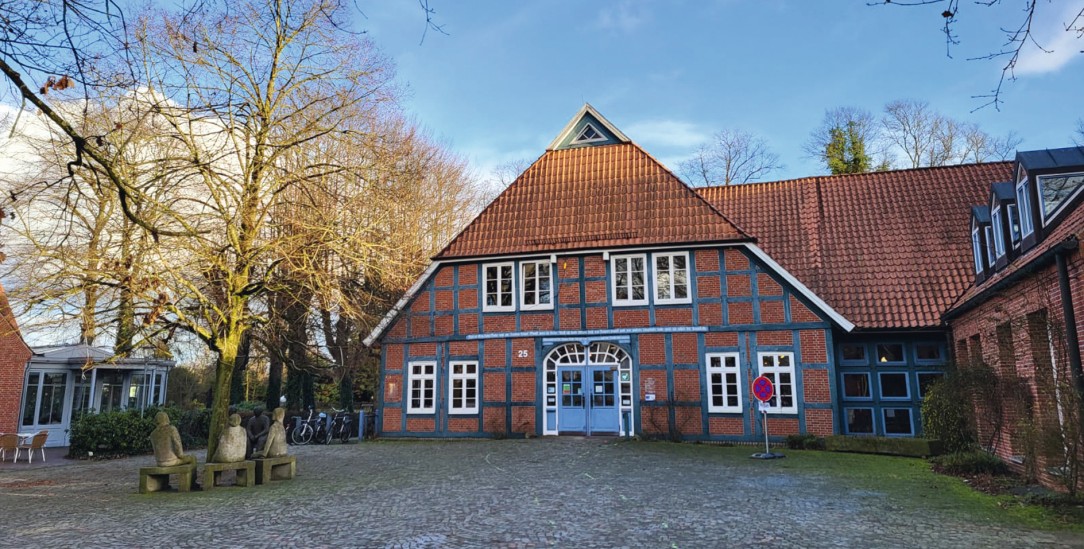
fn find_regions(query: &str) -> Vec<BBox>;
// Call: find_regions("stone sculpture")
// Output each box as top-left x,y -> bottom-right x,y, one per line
149,412 -> 196,467
245,408 -> 270,459
211,413 -> 248,463
255,407 -> 288,458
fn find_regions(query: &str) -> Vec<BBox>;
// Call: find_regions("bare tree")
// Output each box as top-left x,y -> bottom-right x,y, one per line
883,99 -> 1022,167
874,1 -> 1084,110
679,129 -> 781,186
1076,119 -> 1084,147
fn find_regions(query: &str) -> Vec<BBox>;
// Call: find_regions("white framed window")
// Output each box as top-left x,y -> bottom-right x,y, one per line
991,206 -> 1006,258
611,254 -> 648,306
520,260 -> 553,311
571,123 -> 606,145
1016,178 -> 1034,237
984,225 -> 996,267
407,361 -> 436,414
1038,172 -> 1084,226
971,227 -> 983,273
757,352 -> 796,414
483,262 -> 515,312
706,352 -> 742,413
448,361 -> 479,414
653,252 -> 690,304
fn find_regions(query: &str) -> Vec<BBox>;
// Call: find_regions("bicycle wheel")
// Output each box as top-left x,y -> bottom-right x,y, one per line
319,426 -> 332,445
292,424 -> 313,445
339,424 -> 351,443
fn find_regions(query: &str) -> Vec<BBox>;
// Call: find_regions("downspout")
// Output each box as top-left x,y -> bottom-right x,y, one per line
1054,249 -> 1084,404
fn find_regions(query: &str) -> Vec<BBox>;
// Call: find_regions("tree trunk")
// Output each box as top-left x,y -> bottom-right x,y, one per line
230,330 -> 252,405
266,346 -> 283,411
206,345 -> 238,462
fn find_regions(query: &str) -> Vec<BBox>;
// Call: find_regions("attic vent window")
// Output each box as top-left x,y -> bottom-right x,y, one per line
572,123 -> 605,144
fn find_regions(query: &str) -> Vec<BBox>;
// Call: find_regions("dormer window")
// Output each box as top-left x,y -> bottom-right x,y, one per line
1015,178 -> 1034,238
971,227 -> 983,274
984,225 -> 996,267
1007,204 -> 1021,245
1038,172 -> 1084,226
571,123 -> 606,145
990,205 -> 1006,258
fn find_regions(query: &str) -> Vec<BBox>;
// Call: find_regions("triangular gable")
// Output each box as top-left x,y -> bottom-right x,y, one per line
547,103 -> 630,151
435,141 -> 751,260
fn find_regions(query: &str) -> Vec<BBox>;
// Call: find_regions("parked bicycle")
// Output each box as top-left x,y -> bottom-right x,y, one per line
290,408 -> 323,445
328,408 -> 353,444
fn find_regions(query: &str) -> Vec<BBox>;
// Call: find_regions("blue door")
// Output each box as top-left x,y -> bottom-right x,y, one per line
558,368 -> 586,433
588,367 -> 620,433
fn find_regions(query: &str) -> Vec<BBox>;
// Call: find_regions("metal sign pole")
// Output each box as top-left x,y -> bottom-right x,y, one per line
762,408 -> 770,455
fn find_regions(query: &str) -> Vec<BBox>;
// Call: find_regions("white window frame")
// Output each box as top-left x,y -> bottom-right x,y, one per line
984,225 -> 996,267
571,122 -> 606,145
1016,178 -> 1034,237
407,361 -> 436,414
1038,171 -> 1084,226
448,361 -> 479,415
991,205 -> 1006,258
706,352 -> 742,413
971,227 -> 983,273
611,253 -> 648,306
519,260 -> 553,311
653,251 -> 691,305
757,352 -> 797,414
482,262 -> 515,312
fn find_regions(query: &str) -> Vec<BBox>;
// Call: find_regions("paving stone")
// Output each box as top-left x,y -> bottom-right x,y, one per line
0,439 -> 1081,548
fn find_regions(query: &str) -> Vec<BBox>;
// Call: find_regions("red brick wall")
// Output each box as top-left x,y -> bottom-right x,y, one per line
709,416 -> 745,436
483,407 -> 506,434
804,408 -> 834,437
799,330 -> 828,363
435,290 -> 454,311
584,255 -> 606,278
484,339 -> 506,367
766,417 -> 800,435
434,316 -> 453,337
761,300 -> 785,324
729,302 -> 753,324
520,313 -> 554,331
448,418 -> 478,432
695,249 -> 720,272
757,330 -> 791,346
483,314 -> 515,333
458,264 -> 478,285
585,280 -> 607,303
790,296 -> 821,323
724,249 -> 749,270
559,313 -> 582,331
512,372 -> 535,401
757,273 -> 783,296
673,370 -> 700,401
385,344 -> 404,370
705,332 -> 738,347
613,309 -> 649,328
802,369 -> 831,403
459,288 -> 478,309
0,317 -> 30,433
642,407 -> 668,434
559,282 -> 581,304
655,308 -> 692,327
382,408 -> 401,432
697,275 -> 721,298
410,343 -> 436,357
434,265 -> 454,287
410,317 -> 430,338
406,417 -> 435,433
512,406 -> 535,434
639,334 -> 665,364
948,241 -> 1084,493
727,275 -> 751,297
586,307 -> 608,329
511,339 -> 534,366
384,375 -> 402,403
672,333 -> 698,364
458,313 -> 479,335
676,407 -> 703,435
698,303 -> 722,326
640,370 -> 668,399
484,373 -> 505,402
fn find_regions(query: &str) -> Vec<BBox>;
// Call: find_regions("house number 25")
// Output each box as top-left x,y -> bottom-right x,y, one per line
517,350 -> 529,358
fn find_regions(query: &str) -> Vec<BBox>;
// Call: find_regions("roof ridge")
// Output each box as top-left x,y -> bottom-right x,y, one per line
700,161 -> 1014,190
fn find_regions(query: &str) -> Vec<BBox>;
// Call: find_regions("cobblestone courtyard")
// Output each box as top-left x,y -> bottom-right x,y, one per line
0,438 -> 1080,548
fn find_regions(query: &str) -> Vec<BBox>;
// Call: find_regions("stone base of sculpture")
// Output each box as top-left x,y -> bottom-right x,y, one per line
139,464 -> 198,493
254,455 -> 296,484
201,460 -> 256,490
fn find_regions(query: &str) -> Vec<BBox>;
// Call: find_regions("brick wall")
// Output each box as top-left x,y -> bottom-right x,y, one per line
0,319 -> 30,433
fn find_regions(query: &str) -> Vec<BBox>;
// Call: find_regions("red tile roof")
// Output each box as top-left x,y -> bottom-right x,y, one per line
435,143 -> 750,259
698,163 -> 1013,330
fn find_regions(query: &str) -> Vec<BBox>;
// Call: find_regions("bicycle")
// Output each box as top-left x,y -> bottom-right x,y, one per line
290,408 -> 318,445
328,408 -> 353,443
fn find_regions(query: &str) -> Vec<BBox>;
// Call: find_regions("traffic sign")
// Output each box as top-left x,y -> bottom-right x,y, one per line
752,376 -> 774,403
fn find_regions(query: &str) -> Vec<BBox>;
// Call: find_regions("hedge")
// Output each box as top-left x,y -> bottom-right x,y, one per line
67,406 -> 210,459
824,435 -> 944,458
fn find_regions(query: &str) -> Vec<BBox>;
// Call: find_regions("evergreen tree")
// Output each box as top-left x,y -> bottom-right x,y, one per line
825,121 -> 871,175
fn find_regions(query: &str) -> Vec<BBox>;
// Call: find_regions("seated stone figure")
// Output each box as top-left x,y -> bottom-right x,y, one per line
150,412 -> 197,467
245,408 -> 270,459
211,413 -> 248,463
255,407 -> 288,458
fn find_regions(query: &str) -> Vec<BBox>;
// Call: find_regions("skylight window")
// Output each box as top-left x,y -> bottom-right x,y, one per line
571,123 -> 606,144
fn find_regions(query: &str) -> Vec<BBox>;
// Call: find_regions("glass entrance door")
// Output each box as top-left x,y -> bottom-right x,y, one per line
588,367 -> 619,434
21,370 -> 71,446
558,368 -> 587,433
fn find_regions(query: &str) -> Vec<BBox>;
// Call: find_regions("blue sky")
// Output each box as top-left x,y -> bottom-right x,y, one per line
360,1 -> 1084,182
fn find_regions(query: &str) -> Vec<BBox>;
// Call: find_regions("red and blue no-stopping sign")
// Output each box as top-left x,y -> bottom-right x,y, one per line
752,376 -> 774,403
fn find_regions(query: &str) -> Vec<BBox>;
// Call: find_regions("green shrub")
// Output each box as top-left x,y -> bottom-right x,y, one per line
824,435 -> 943,457
67,406 -> 210,459
786,434 -> 825,450
931,450 -> 1010,476
921,371 -> 976,454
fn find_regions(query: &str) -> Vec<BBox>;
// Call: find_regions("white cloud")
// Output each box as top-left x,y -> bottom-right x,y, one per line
596,1 -> 648,34
624,119 -> 709,150
1015,1 -> 1084,75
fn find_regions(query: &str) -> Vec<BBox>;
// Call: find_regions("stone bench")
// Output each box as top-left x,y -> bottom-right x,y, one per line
201,460 -> 256,490
139,464 -> 197,493
254,455 -> 296,484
